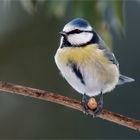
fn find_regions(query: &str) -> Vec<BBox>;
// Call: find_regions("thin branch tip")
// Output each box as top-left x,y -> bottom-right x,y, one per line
0,81 -> 140,132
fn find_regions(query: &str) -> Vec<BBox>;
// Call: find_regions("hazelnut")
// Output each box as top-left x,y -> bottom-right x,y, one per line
88,97 -> 97,110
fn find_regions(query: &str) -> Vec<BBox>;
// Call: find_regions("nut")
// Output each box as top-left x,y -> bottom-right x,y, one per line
87,97 -> 97,110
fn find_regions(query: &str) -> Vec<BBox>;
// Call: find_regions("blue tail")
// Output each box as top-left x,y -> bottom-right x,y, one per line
118,74 -> 135,85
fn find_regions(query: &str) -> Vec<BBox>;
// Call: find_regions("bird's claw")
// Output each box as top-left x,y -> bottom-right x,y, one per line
92,92 -> 103,117
82,94 -> 89,115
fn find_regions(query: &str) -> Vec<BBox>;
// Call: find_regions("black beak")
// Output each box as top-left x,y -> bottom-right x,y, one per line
59,31 -> 67,37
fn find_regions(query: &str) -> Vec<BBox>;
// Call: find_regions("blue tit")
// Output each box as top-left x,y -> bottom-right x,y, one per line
54,18 -> 134,115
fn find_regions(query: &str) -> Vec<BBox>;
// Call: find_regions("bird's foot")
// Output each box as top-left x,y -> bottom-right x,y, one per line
82,92 -> 103,117
92,92 -> 103,117
82,93 -> 89,115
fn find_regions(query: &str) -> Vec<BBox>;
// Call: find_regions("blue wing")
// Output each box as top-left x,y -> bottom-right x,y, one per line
98,40 -> 135,85
98,40 -> 119,67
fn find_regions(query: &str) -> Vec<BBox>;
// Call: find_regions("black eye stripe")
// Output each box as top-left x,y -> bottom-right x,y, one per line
67,29 -> 93,35
67,29 -> 82,34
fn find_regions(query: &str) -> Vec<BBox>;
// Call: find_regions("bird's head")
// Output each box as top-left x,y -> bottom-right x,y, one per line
59,18 -> 94,47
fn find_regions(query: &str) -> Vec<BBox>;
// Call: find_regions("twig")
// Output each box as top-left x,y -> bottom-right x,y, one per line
0,81 -> 140,132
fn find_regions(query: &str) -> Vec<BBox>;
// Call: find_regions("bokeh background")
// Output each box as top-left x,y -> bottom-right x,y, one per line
0,0 -> 139,139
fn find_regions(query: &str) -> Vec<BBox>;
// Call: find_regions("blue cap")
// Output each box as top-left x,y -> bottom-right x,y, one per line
68,18 -> 90,28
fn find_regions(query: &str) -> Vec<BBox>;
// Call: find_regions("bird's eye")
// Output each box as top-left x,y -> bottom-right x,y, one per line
74,29 -> 82,33
68,29 -> 82,34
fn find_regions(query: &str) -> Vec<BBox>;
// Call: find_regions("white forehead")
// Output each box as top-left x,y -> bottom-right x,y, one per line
63,24 -> 92,32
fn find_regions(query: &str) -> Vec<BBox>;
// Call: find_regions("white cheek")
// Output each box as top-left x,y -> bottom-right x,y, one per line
68,32 -> 93,45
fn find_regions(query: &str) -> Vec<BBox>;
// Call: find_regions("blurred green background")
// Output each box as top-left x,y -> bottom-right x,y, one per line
0,0 -> 139,139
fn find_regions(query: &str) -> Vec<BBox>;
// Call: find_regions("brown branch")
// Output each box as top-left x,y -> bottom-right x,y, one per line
0,81 -> 140,132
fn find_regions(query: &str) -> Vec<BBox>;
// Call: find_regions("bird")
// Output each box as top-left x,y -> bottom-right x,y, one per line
54,18 -> 134,116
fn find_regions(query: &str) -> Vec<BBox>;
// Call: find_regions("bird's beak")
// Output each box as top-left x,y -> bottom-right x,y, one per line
59,31 -> 67,37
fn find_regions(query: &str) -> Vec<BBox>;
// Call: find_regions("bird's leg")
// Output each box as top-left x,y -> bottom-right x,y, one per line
82,93 -> 89,115
93,91 -> 103,117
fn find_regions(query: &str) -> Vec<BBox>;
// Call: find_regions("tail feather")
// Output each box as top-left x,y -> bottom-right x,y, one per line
118,74 -> 135,85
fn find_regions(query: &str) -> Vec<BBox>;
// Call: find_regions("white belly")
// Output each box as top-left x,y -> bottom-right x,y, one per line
57,63 -> 103,96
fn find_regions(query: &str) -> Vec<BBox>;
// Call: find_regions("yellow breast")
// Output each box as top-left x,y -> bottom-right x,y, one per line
57,44 -> 110,65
